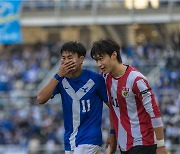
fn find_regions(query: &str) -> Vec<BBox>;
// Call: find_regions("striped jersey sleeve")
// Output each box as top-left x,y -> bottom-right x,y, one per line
132,77 -> 163,128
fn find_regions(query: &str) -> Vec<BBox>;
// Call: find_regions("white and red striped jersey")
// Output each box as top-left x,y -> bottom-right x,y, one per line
103,65 -> 163,151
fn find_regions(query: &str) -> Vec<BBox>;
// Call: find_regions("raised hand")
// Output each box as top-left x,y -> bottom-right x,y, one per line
58,60 -> 76,77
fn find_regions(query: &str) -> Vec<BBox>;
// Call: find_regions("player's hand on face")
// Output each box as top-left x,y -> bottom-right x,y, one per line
58,60 -> 76,77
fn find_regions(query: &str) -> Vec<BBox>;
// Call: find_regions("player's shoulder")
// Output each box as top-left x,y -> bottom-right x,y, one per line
128,65 -> 147,81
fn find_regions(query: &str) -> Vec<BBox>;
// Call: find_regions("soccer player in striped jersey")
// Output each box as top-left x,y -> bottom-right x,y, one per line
91,39 -> 167,154
37,41 -> 110,154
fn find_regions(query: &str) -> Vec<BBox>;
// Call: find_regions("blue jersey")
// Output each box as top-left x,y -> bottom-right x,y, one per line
52,69 -> 108,151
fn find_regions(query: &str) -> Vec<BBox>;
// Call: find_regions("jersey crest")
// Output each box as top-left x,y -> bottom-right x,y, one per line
122,87 -> 130,98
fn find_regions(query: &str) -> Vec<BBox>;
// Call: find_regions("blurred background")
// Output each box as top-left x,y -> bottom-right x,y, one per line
0,0 -> 179,153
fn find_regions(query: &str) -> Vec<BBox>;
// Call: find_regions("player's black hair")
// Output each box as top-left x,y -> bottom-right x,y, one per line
60,41 -> 86,57
90,39 -> 122,63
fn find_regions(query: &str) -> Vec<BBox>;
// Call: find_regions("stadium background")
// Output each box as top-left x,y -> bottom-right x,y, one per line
0,0 -> 179,153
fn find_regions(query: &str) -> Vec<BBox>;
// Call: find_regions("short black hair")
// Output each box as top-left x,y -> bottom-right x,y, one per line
60,41 -> 86,57
90,39 -> 122,63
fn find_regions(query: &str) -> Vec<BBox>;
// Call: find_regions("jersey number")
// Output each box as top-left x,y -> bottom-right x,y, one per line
81,99 -> 90,112
112,97 -> 119,107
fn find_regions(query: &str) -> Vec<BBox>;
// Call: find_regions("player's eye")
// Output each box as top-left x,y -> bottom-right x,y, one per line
99,57 -> 103,61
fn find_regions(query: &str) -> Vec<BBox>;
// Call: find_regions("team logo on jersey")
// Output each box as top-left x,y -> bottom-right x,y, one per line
122,87 -> 129,98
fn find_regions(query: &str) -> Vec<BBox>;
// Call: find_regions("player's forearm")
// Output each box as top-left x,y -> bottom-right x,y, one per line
154,126 -> 165,140
109,111 -> 115,130
154,127 -> 167,149
37,78 -> 59,104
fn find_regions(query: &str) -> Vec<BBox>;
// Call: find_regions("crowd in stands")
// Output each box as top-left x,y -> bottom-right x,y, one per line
0,42 -> 60,92
153,51 -> 180,150
0,42 -> 179,153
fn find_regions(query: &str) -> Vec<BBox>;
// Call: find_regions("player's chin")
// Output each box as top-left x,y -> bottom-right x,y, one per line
101,68 -> 108,74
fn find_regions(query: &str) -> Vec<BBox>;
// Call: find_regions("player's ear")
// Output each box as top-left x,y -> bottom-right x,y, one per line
111,51 -> 117,60
79,56 -> 85,64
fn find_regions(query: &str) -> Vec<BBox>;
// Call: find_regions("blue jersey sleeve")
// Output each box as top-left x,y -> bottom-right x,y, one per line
96,75 -> 108,103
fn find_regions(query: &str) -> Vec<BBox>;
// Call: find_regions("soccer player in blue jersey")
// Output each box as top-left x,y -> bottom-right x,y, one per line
37,41 -> 114,154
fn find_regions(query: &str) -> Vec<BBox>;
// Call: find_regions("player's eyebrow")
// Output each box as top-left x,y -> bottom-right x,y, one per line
93,54 -> 103,60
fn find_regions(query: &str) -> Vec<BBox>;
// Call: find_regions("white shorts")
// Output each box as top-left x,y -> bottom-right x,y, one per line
65,144 -> 101,154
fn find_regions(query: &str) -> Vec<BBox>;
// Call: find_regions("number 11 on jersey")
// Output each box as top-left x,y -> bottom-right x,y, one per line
81,99 -> 90,113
